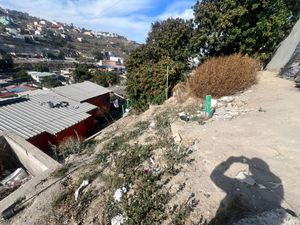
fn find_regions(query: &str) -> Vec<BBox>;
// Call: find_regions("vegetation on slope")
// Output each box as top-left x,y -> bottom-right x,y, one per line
188,54 -> 260,98
126,18 -> 194,111
126,0 -> 300,112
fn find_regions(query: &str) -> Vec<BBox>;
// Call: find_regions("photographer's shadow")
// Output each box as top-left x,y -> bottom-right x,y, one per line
209,156 -> 285,225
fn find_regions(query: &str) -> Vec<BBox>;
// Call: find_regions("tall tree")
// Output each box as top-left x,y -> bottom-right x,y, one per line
193,0 -> 300,62
73,64 -> 92,82
0,54 -> 14,72
126,18 -> 194,111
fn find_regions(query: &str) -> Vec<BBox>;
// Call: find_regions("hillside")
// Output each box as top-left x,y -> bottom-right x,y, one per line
0,7 -> 139,58
1,71 -> 299,225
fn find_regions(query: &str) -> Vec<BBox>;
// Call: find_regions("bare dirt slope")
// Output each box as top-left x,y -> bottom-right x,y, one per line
1,71 -> 299,225
170,71 -> 300,223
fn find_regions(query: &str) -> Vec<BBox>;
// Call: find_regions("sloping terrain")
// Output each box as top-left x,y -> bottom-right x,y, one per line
1,71 -> 299,225
0,7 -> 139,58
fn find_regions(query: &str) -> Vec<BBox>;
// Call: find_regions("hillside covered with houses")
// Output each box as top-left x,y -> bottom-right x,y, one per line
0,7 -> 139,59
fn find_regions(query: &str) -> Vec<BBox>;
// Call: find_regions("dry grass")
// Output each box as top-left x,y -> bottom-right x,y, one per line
172,82 -> 189,103
188,54 -> 260,98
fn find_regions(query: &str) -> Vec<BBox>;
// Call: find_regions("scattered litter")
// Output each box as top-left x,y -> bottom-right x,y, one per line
114,187 -> 127,202
219,96 -> 234,103
113,99 -> 119,108
179,112 -> 190,121
74,180 -> 89,201
212,94 -> 250,120
258,184 -> 267,189
149,121 -> 156,129
235,171 -> 256,186
150,157 -> 155,165
111,214 -> 126,225
211,99 -> 218,108
258,107 -> 267,112
122,108 -> 131,117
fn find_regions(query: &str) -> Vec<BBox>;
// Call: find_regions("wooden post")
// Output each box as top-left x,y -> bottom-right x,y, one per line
166,66 -> 169,100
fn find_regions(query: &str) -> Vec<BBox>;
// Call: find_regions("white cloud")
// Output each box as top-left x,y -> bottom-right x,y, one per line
0,0 -> 196,43
158,1 -> 194,20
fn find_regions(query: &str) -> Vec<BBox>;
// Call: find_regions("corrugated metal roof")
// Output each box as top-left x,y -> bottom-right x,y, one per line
52,81 -> 111,102
0,90 -> 97,139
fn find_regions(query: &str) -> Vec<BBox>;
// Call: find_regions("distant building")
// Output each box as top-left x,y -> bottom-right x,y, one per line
83,31 -> 93,37
0,79 -> 13,88
0,16 -> 14,26
98,60 -> 125,73
110,56 -> 124,65
28,71 -> 57,83
4,84 -> 36,93
5,28 -> 18,36
34,30 -> 41,36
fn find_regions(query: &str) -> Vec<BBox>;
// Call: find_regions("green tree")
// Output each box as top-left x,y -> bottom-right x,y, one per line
127,57 -> 186,111
93,71 -> 120,87
193,0 -> 300,62
15,70 -> 31,82
92,51 -> 104,61
0,54 -> 14,72
126,18 -> 194,111
73,64 -> 92,82
35,63 -> 50,72
42,76 -> 61,88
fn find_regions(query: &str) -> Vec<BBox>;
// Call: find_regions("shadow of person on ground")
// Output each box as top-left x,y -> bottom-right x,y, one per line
209,156 -> 286,225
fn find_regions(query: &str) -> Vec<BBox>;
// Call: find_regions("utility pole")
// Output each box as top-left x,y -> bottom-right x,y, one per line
166,66 -> 169,100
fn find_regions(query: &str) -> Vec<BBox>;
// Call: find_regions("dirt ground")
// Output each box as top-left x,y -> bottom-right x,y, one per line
169,71 -> 300,223
1,71 -> 299,224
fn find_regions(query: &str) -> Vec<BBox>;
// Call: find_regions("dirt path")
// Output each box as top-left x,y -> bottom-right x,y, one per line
170,71 -> 300,223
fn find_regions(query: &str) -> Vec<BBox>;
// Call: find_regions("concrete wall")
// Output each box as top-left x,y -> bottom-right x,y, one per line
266,19 -> 300,72
3,133 -> 60,177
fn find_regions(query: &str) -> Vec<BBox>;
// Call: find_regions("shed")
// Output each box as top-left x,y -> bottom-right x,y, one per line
52,81 -> 112,116
0,90 -> 97,151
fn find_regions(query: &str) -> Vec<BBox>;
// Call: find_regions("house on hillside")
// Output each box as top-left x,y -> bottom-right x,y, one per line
28,71 -> 57,83
0,90 -> 98,152
52,81 -> 112,117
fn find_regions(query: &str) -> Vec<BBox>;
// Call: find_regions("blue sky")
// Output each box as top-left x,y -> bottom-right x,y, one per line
0,0 -> 196,43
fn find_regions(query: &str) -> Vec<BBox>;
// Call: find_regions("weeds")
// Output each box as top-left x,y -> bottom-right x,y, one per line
50,136 -> 97,163
171,194 -> 199,225
51,163 -> 72,178
52,191 -> 69,208
51,115 -> 198,224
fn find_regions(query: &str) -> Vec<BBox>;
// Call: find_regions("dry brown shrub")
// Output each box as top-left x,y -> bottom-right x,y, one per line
172,82 -> 189,103
188,54 -> 260,98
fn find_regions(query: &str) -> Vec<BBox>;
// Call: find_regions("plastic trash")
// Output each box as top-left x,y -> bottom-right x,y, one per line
114,187 -> 127,202
74,180 -> 89,201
